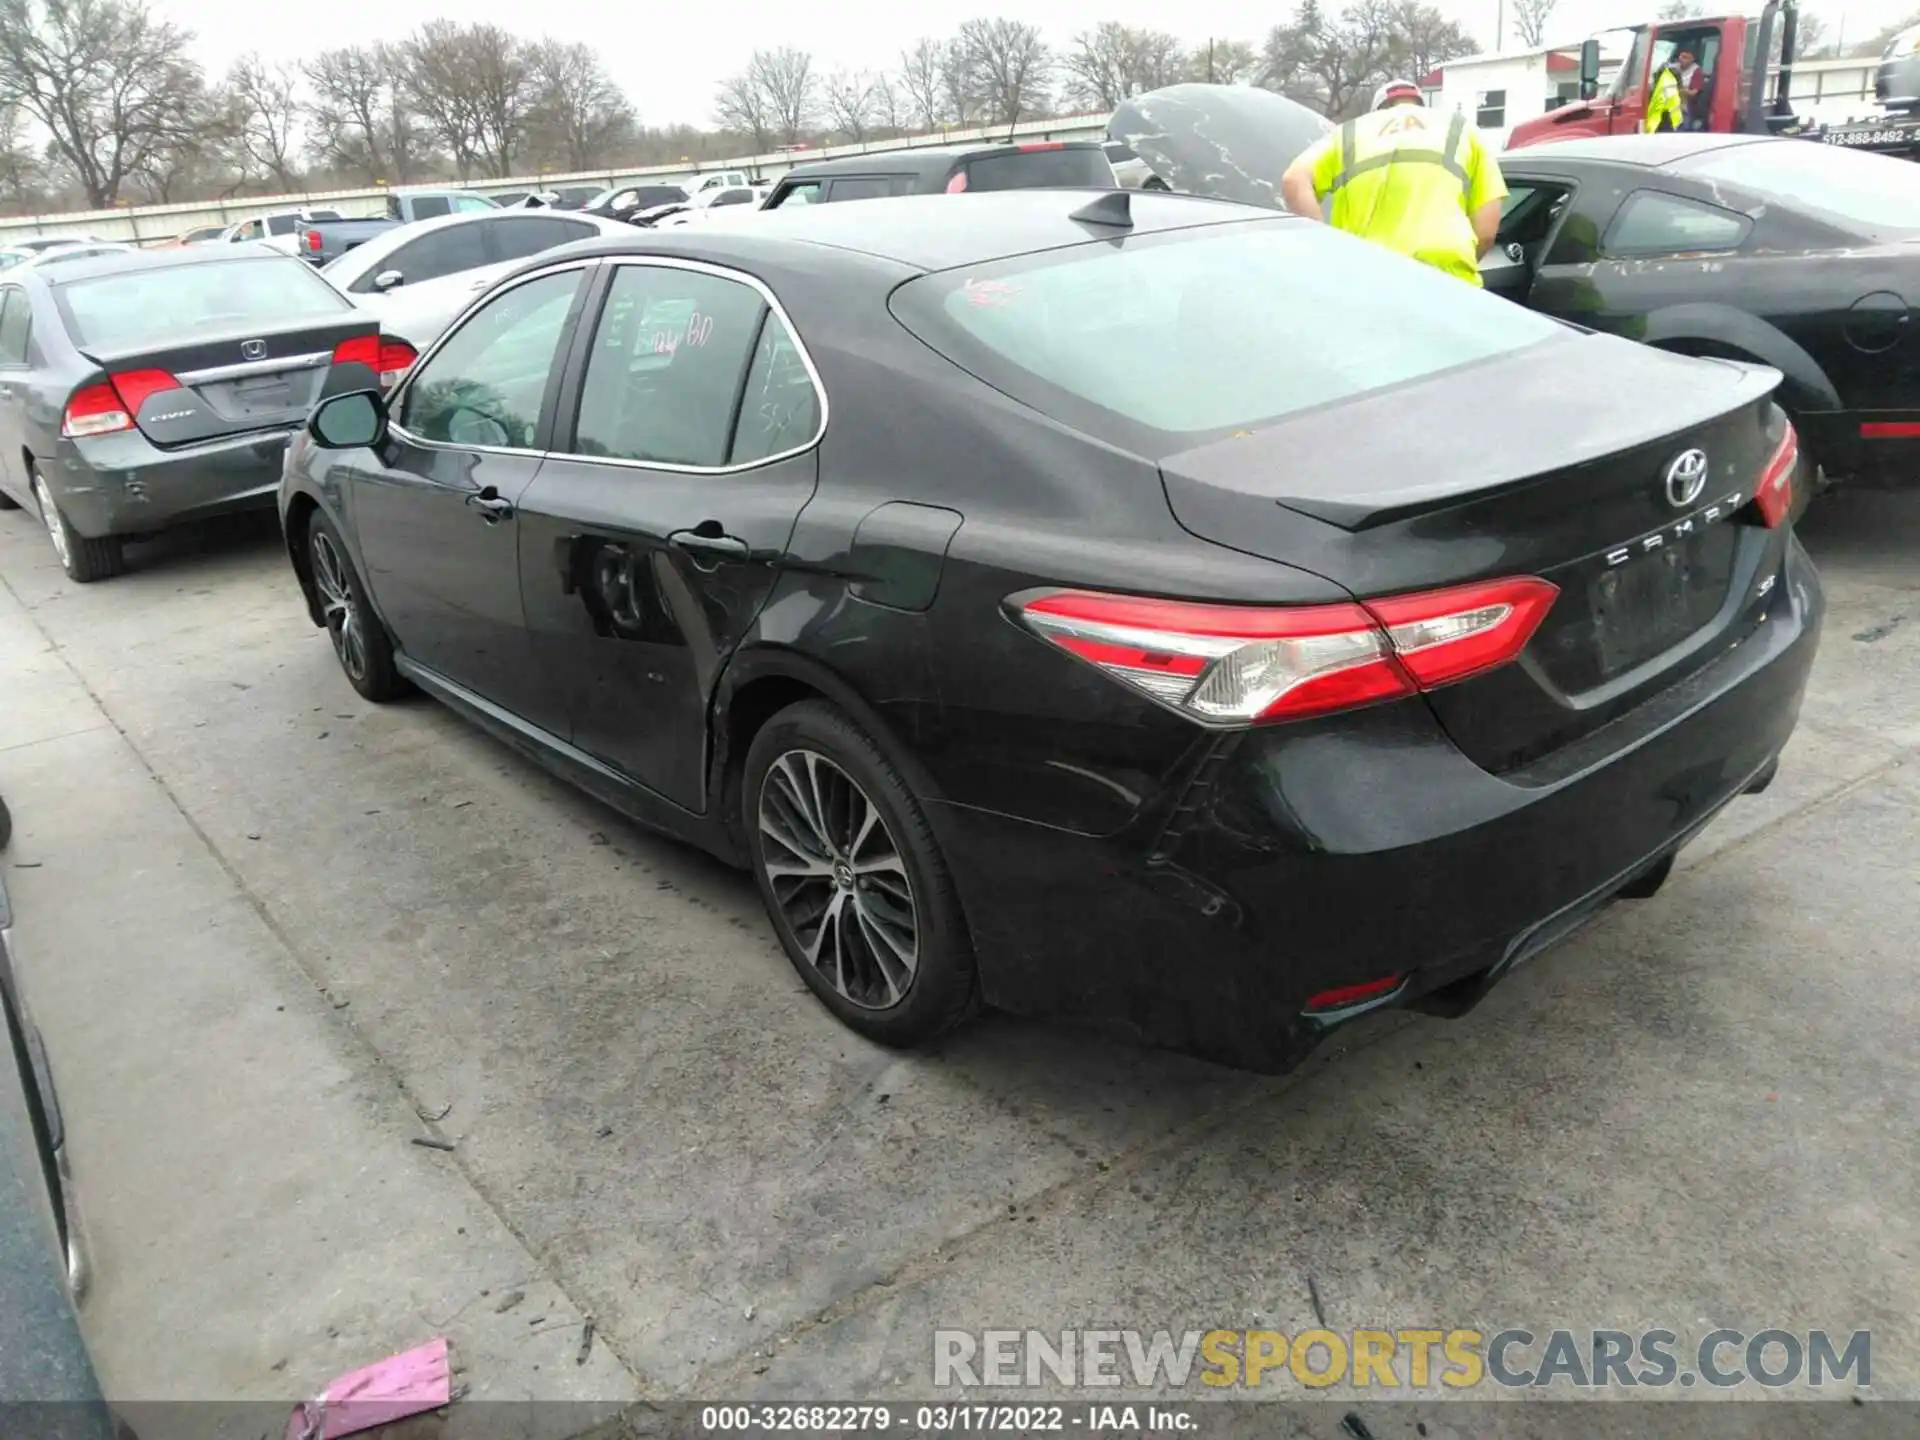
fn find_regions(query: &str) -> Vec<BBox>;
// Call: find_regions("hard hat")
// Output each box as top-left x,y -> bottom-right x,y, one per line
1372,79 -> 1425,110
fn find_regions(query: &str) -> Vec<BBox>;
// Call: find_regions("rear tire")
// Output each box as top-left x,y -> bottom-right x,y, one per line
744,700 -> 978,1047
32,468 -> 122,583
306,510 -> 404,702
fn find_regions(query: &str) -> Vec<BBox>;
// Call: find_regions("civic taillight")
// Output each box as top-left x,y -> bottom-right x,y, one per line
1754,420 -> 1798,529
332,335 -> 416,389
60,370 -> 182,438
1015,576 -> 1559,726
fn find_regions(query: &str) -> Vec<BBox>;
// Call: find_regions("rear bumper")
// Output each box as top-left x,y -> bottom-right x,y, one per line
929,533 -> 1824,1073
43,427 -> 296,538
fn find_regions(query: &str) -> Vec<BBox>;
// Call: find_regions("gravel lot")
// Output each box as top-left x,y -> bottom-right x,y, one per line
0,487 -> 1914,1435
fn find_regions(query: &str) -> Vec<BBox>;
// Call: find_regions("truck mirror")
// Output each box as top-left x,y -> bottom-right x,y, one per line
1579,39 -> 1601,99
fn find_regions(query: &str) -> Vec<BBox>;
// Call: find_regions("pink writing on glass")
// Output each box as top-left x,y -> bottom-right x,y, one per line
649,309 -> 716,356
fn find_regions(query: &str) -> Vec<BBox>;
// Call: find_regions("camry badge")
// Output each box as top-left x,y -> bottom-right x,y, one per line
241,338 -> 268,361
1664,448 -> 1709,508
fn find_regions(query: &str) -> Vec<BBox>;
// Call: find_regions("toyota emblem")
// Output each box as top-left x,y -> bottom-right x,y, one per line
241,338 -> 268,361
1663,448 -> 1709,508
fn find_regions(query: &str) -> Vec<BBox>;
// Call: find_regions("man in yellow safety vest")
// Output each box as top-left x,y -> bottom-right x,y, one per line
1279,79 -> 1508,287
1645,61 -> 1686,132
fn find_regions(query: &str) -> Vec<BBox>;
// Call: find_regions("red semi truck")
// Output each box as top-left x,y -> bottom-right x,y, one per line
1505,0 -> 1920,159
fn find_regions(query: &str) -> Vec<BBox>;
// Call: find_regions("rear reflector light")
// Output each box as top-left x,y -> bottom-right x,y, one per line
60,369 -> 182,438
1305,973 -> 1406,1013
1016,576 -> 1558,726
376,339 -> 416,389
306,229 -> 322,252
1018,141 -> 1065,152
1754,421 -> 1797,528
945,172 -> 969,193
1859,421 -> 1920,438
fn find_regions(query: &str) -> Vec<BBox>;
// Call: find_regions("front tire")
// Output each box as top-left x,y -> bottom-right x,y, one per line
33,470 -> 122,583
306,510 -> 404,702
744,700 -> 977,1047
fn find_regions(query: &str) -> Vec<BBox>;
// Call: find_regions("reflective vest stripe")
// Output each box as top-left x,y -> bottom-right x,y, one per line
1325,110 -> 1471,195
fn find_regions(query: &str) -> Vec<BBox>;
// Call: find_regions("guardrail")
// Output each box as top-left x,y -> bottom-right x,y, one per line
0,113 -> 1112,244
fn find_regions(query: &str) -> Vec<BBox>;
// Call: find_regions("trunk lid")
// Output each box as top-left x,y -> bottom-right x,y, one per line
78,314 -> 376,449
1159,337 -> 1790,771
1108,83 -> 1330,209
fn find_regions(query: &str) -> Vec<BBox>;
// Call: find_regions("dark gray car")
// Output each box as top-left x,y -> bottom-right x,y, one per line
0,245 -> 384,582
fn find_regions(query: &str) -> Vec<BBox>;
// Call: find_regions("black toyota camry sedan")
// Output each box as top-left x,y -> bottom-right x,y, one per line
279,190 -> 1823,1073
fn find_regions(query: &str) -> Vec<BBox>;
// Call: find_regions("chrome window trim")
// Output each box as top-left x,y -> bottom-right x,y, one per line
385,258 -> 596,458
550,253 -> 829,477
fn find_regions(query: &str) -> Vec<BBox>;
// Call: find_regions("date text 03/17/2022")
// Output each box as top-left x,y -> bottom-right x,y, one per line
697,1404 -> 1196,1433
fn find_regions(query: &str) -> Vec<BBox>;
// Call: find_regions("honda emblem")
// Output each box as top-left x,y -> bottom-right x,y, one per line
241,338 -> 268,361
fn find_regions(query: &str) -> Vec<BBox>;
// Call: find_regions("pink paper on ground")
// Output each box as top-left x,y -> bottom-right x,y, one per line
284,1337 -> 452,1440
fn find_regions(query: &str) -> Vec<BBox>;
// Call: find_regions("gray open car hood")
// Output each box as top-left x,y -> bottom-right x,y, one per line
1108,83 -> 1332,211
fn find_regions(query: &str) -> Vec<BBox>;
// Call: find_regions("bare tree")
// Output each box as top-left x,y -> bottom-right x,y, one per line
1510,0 -> 1558,48
0,101 -> 43,212
959,17 -> 1052,126
870,76 -> 907,132
526,39 -> 633,170
714,71 -> 774,151
306,45 -> 391,182
1064,23 -> 1185,110
0,0 -> 205,208
224,54 -> 304,189
1388,0 -> 1478,79
750,46 -> 817,146
941,36 -> 981,126
1657,0 -> 1706,17
1263,0 -> 1429,118
406,20 -> 520,178
898,39 -> 945,129
823,70 -> 879,142
1186,37 -> 1264,84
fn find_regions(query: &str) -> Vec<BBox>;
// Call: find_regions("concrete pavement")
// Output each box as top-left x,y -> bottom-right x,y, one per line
0,491 -> 1914,1429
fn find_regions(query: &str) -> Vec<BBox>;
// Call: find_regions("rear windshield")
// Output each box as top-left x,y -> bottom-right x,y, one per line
59,256 -> 350,351
890,221 -> 1562,452
1676,141 -> 1920,234
961,147 -> 1114,191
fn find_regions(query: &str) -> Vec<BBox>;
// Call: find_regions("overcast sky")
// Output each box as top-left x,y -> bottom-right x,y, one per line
170,0 -> 1913,128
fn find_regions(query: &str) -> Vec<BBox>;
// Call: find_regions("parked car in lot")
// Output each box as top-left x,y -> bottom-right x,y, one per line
166,225 -> 228,247
1488,133 -> 1920,489
220,208 -> 345,256
760,140 -> 1116,208
583,183 -> 691,223
319,209 -> 634,348
0,243 -> 134,273
296,190 -> 502,267
280,191 -> 1821,1073
0,244 -> 389,582
0,236 -> 108,255
0,860 -> 121,1434
648,185 -> 774,228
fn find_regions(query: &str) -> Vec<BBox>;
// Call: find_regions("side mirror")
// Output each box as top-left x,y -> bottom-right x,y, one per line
309,390 -> 388,449
1579,39 -> 1601,99
372,269 -> 405,292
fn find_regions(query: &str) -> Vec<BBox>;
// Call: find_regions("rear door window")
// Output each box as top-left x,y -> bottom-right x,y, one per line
961,147 -> 1114,191
826,177 -> 895,202
0,290 -> 31,365
266,215 -> 300,236
570,263 -> 768,468
890,222 -> 1561,455
486,216 -> 598,263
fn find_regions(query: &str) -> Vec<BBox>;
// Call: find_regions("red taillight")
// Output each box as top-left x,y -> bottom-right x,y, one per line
945,171 -> 969,193
306,228 -> 322,252
1305,973 -> 1406,1013
376,339 -> 416,389
60,369 -> 182,438
1859,421 -> 1920,438
1754,421 -> 1797,529
1016,576 -> 1558,726
1017,141 -> 1065,152
332,335 -> 378,368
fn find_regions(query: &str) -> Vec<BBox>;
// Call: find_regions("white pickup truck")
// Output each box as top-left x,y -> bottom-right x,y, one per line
218,208 -> 347,256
